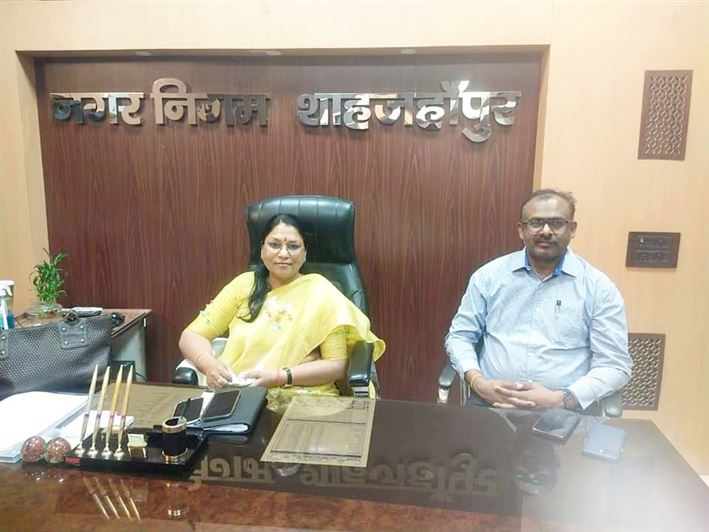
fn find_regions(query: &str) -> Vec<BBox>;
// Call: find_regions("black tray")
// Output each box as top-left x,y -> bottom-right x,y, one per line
64,428 -> 206,475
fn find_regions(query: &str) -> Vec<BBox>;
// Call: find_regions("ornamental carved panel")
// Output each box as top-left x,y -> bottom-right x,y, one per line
623,333 -> 665,410
638,70 -> 692,160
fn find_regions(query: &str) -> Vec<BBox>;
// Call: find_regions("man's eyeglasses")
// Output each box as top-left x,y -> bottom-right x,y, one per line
520,218 -> 573,233
263,240 -> 304,255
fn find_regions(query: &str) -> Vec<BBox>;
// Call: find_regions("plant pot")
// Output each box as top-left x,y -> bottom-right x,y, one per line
27,301 -> 63,319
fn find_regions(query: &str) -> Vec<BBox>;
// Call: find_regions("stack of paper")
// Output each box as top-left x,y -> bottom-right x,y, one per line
59,410 -> 134,445
0,391 -> 86,463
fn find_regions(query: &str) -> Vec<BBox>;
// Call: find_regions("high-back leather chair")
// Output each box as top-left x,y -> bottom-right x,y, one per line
246,195 -> 368,313
174,195 -> 378,397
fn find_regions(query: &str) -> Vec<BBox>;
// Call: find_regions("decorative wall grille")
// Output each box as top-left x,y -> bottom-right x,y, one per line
623,333 -> 665,410
638,70 -> 692,160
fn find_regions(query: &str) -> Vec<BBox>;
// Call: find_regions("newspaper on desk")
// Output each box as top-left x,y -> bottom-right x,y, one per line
261,396 -> 375,468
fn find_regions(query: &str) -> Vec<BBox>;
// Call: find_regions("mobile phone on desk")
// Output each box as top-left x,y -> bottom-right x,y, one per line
202,390 -> 241,422
582,423 -> 626,462
172,397 -> 204,423
532,408 -> 581,443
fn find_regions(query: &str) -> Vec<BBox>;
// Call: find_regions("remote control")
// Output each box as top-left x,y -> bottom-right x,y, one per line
71,307 -> 103,317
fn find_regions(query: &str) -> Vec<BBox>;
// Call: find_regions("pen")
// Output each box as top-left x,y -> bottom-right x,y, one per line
89,366 -> 111,456
121,479 -> 141,521
555,300 -> 561,313
95,477 -> 120,519
77,364 -> 99,455
83,477 -> 109,520
102,364 -> 124,457
109,478 -> 132,520
114,365 -> 134,460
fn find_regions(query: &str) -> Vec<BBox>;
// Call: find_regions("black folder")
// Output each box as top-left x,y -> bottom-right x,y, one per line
194,386 -> 267,434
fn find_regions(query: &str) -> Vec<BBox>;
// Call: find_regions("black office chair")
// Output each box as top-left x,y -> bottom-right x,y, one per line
437,358 -> 623,417
174,195 -> 378,397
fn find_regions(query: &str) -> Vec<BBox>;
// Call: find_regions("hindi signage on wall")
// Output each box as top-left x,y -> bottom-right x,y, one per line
52,78 -> 521,144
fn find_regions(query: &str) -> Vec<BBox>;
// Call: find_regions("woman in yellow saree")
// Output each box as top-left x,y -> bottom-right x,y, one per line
178,213 -> 385,409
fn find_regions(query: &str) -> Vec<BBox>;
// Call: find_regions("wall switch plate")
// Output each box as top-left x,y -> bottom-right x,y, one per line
626,232 -> 680,268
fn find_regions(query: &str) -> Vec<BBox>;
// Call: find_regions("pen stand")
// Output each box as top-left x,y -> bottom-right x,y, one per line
64,428 -> 206,475
161,416 -> 188,463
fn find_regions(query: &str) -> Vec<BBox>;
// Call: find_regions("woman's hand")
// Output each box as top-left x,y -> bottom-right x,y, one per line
241,369 -> 280,389
178,330 -> 232,389
240,358 -> 347,389
200,357 -> 234,390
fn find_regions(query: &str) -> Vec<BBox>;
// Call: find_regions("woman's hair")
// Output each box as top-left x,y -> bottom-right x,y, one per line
241,213 -> 306,322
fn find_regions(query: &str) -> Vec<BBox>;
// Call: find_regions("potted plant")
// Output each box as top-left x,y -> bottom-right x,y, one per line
28,249 -> 68,318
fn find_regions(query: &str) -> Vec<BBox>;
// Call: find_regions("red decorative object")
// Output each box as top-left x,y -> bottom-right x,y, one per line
45,437 -> 72,464
21,436 -> 46,463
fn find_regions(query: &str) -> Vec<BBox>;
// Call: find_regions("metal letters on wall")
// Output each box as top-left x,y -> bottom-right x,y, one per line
52,91 -> 145,125
51,78 -> 270,127
297,81 -> 521,143
52,78 -> 521,144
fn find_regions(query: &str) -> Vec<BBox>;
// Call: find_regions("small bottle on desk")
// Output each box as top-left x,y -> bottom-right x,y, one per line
0,280 -> 15,330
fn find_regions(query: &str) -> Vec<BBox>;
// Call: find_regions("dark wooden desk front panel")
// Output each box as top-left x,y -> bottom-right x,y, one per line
1,399 -> 708,530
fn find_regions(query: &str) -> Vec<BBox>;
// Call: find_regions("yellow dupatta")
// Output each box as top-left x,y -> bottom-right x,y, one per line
187,272 -> 385,404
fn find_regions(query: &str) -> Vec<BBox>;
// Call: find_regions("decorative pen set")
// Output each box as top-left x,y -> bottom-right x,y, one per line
74,363 -> 134,460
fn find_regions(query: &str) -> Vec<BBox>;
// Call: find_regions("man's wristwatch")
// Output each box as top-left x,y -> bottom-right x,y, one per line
562,389 -> 576,409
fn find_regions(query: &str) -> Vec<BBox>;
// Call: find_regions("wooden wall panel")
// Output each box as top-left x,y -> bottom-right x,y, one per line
35,54 -> 540,401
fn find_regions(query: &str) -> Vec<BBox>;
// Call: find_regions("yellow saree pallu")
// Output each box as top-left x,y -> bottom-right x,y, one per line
187,272 -> 385,409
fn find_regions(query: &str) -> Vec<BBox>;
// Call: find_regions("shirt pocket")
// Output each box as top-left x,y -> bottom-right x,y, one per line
551,303 -> 589,348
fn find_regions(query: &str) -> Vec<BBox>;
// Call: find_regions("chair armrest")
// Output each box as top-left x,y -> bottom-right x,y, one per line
438,359 -> 457,390
348,341 -> 373,397
437,359 -> 460,404
172,338 -> 227,386
173,359 -> 198,385
576,390 -> 624,417
173,367 -> 198,385
212,338 -> 227,357
599,390 -> 623,418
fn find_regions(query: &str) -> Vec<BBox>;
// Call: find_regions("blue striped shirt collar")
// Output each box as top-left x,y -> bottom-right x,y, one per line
513,247 -> 581,277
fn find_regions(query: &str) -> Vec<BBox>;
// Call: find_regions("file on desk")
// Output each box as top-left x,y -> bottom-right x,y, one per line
0,391 -> 86,463
191,387 -> 267,435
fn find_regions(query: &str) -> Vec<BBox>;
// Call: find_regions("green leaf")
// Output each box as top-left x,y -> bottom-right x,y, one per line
29,248 -> 69,304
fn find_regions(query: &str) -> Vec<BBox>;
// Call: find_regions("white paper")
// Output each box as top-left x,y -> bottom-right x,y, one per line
0,391 -> 86,462
261,396 -> 376,467
58,410 -> 134,447
229,371 -> 256,387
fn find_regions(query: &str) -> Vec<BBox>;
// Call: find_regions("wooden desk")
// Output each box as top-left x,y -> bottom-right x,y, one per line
1,389 -> 707,530
16,309 -> 151,380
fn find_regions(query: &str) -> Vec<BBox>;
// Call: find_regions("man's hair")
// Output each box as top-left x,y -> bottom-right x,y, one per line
519,188 -> 576,220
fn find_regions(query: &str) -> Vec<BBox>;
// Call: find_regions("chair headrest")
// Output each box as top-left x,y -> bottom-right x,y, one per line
246,195 -> 357,264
